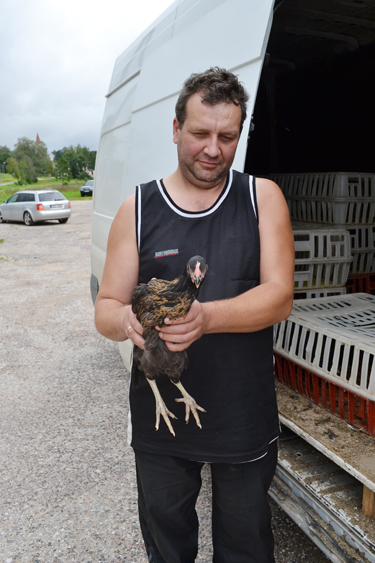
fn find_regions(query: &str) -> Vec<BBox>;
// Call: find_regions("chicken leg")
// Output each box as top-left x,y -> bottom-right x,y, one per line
173,382 -> 206,429
147,378 -> 177,436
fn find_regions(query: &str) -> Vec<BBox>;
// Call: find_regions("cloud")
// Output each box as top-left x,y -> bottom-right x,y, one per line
0,0 -> 175,154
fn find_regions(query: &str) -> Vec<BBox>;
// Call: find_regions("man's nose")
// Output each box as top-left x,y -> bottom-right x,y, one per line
203,136 -> 220,158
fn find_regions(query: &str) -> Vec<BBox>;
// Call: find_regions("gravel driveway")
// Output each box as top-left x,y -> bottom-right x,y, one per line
0,200 -> 329,562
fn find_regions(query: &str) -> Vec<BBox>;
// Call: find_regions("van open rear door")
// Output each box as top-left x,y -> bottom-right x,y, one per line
91,0 -> 275,365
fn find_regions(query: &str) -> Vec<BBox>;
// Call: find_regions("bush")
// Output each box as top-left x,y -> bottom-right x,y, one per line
78,171 -> 92,181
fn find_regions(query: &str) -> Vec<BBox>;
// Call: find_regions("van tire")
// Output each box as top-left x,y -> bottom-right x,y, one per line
24,211 -> 35,226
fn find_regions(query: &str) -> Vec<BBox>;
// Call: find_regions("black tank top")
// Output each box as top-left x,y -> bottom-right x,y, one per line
129,169 -> 280,463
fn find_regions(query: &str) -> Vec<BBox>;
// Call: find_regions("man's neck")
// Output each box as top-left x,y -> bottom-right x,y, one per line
163,169 -> 227,212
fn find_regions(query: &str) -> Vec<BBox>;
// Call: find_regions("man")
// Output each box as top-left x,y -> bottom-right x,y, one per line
95,67 -> 295,563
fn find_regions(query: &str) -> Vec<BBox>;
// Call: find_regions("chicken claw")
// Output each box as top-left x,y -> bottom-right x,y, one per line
147,378 -> 177,436
173,382 -> 206,429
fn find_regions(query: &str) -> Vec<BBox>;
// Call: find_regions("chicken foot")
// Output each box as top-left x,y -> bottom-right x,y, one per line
173,382 -> 206,429
147,378 -> 177,436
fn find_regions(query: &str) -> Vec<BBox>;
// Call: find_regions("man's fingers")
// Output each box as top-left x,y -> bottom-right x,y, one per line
158,322 -> 195,336
127,328 -> 146,350
125,308 -> 145,349
159,325 -> 200,342
163,300 -> 201,326
164,339 -> 195,352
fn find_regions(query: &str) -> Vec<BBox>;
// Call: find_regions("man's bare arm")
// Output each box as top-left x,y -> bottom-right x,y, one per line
94,195 -> 144,349
158,179 -> 295,350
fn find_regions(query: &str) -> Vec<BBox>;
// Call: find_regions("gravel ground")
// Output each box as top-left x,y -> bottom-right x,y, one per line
0,200 -> 330,562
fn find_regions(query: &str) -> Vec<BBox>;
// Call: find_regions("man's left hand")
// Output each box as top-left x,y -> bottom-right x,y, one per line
156,300 -> 205,351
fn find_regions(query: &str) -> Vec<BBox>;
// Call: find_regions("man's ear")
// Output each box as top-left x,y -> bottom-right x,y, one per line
172,117 -> 180,145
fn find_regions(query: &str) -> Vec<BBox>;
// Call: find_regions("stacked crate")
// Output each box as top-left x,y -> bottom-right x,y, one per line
271,172 -> 375,296
274,293 -> 375,435
292,222 -> 351,298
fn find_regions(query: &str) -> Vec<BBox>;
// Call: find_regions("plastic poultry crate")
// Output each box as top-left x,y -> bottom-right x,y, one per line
293,223 -> 351,259
287,197 -> 375,225
292,222 -> 352,289
294,259 -> 352,290
346,225 -> 375,252
345,273 -> 375,295
294,287 -> 347,300
272,172 -> 375,199
274,354 -> 375,435
346,225 -> 375,274
292,222 -> 374,275
273,293 -> 375,434
350,250 -> 375,274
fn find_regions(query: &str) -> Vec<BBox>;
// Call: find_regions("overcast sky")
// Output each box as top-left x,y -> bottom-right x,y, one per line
1,0 -> 176,156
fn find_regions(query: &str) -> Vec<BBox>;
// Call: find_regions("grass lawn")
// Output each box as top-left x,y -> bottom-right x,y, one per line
0,178 -> 92,201
0,173 -> 15,184
61,190 -> 92,200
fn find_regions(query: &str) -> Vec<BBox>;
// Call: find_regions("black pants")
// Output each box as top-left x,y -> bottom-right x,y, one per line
134,441 -> 277,563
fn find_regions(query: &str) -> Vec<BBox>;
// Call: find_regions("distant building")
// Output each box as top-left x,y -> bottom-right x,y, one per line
36,133 -> 41,143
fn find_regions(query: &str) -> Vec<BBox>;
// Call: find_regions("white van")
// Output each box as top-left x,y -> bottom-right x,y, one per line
91,2 -> 375,560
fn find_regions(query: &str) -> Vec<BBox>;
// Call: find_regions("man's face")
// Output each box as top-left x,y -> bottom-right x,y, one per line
173,92 -> 242,189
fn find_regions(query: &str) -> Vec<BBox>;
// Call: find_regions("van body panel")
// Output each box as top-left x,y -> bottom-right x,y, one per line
94,126 -> 131,218
132,0 -> 274,114
101,73 -> 140,136
107,2 -> 178,95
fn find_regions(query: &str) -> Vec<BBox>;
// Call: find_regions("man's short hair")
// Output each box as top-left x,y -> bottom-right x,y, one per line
175,67 -> 249,131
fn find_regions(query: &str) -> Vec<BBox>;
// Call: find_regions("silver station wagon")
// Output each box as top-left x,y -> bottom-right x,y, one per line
0,190 -> 71,226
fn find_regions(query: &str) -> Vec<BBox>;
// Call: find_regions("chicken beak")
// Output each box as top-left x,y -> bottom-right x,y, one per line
191,262 -> 204,287
193,276 -> 202,288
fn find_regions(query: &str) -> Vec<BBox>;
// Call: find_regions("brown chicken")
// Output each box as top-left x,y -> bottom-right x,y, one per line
131,255 -> 208,436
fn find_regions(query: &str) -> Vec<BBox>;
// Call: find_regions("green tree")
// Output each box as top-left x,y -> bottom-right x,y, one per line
12,137 -> 50,176
51,148 -> 67,162
52,144 -> 96,178
6,157 -> 20,180
0,146 -> 12,172
63,147 -> 81,179
54,157 -> 72,185
46,159 -> 54,176
19,156 -> 38,184
75,144 -> 96,171
87,150 -> 96,170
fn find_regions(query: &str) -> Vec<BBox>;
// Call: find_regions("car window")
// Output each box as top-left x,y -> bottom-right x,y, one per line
38,192 -> 66,202
86,181 -> 94,186
7,194 -> 19,203
16,193 -> 34,202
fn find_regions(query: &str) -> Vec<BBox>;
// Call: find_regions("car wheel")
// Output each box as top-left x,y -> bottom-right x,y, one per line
0,212 -> 5,223
58,218 -> 68,224
80,193 -> 85,197
24,211 -> 35,226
